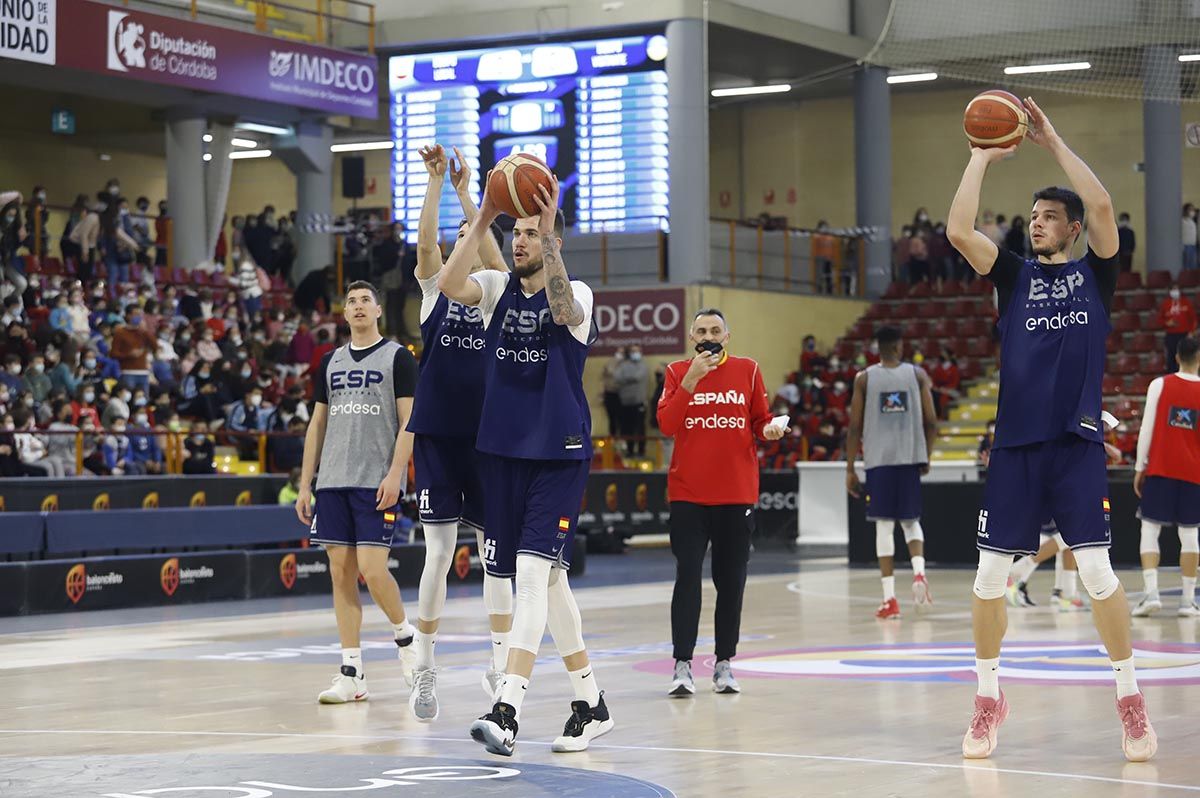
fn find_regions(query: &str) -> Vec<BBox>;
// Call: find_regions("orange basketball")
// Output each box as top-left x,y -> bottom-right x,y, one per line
963,90 -> 1028,149
487,153 -> 555,219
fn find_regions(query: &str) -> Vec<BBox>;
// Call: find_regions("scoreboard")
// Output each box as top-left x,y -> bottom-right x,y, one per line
388,32 -> 669,240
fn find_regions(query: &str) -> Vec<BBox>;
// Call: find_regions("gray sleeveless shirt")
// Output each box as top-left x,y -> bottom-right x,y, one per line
862,362 -> 928,469
316,341 -> 404,491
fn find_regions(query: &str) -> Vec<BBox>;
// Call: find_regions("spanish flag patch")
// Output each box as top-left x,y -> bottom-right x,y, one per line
558,517 -> 571,532
1102,499 -> 1111,512
384,512 -> 396,522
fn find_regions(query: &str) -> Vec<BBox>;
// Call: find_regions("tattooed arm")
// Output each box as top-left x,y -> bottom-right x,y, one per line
533,177 -> 584,327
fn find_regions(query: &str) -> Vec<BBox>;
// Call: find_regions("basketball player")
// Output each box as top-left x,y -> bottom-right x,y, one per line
947,97 -> 1156,761
656,309 -> 786,697
438,175 -> 613,756
295,281 -> 420,704
406,144 -> 514,722
1131,334 -> 1200,618
1005,519 -> 1086,611
845,326 -> 938,620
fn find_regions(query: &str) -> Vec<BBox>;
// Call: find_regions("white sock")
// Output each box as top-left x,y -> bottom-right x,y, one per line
491,630 -> 509,672
568,665 -> 601,707
911,555 -> 926,577
1112,655 -> 1139,699
1053,551 -> 1064,591
499,674 -> 530,715
394,620 -> 416,642
1182,576 -> 1197,606
414,629 -> 435,670
342,648 -> 363,677
881,575 -> 895,601
976,657 -> 1000,699
1064,570 -> 1079,600
1011,555 -> 1038,585
1143,569 -> 1159,598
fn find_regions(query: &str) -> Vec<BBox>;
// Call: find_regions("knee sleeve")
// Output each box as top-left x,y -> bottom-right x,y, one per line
875,521 -> 895,559
1052,533 -> 1067,551
900,519 -> 924,544
416,522 -> 457,622
1140,520 -> 1162,556
476,528 -> 514,616
1180,526 -> 1199,555
509,554 -> 552,655
1072,547 -> 1121,601
546,569 -> 586,658
973,550 -> 1012,600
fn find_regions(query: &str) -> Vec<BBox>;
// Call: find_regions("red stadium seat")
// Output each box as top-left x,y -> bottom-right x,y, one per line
959,359 -> 982,381
848,320 -> 873,340
894,301 -> 918,319
1102,375 -> 1123,395
1111,354 -> 1140,375
1142,312 -> 1163,332
930,318 -> 958,338
1146,270 -> 1173,290
1178,270 -> 1200,288
211,272 -> 230,288
1128,333 -> 1155,353
909,282 -> 933,298
865,304 -> 887,321
957,317 -> 989,337
948,299 -> 975,317
1128,374 -> 1155,395
1125,293 -> 1155,312
967,278 -> 993,295
1116,272 -> 1142,291
965,338 -> 992,358
1144,352 -> 1166,373
884,282 -> 909,299
916,302 -> 942,318
1112,313 -> 1138,333
1109,294 -> 1126,313
905,319 -> 930,338
835,341 -> 856,360
937,280 -> 964,297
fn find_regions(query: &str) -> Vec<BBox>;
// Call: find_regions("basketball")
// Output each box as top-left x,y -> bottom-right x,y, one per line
963,90 -> 1028,149
486,152 -> 555,219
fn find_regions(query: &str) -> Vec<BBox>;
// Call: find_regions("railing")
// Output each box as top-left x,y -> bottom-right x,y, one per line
711,217 -> 867,297
27,204 -> 174,273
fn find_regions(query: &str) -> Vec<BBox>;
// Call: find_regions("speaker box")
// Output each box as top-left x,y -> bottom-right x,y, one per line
342,156 -> 365,199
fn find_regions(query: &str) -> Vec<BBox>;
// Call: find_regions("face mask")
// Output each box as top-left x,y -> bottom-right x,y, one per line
109,186 -> 119,196
6,365 -> 18,375
180,334 -> 191,344
198,371 -> 210,380
0,391 -> 7,403
113,426 -> 126,435
134,396 -> 147,407
614,352 -> 624,361
1170,288 -> 1181,300
804,341 -> 815,352
834,381 -> 847,393
231,336 -> 243,346
2,423 -> 12,432
694,341 -> 724,357
253,333 -> 265,343
23,396 -> 35,407
918,213 -> 929,222
829,357 -> 840,369
134,414 -> 148,426
36,192 -> 46,202
2,214 -> 14,225
241,368 -> 252,379
167,419 -> 181,432
119,391 -> 131,403
855,355 -> 867,367
629,352 -> 642,362
84,359 -> 97,369
83,392 -> 95,403
138,204 -> 148,213
193,433 -> 205,443
120,208 -> 129,217
249,394 -> 263,407
33,363 -> 44,373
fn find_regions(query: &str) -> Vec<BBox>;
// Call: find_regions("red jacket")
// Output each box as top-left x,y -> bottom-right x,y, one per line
657,354 -> 772,505
1158,297 -> 1197,335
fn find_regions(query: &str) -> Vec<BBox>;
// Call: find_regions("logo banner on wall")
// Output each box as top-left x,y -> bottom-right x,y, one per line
0,0 -> 55,65
53,0 -> 377,118
591,288 -> 686,356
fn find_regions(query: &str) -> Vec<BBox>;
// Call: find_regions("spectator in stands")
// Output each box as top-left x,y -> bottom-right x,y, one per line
1158,283 -> 1197,372
775,375 -> 801,408
23,186 -> 49,256
101,384 -> 131,428
230,215 -> 246,263
271,415 -> 307,472
102,417 -> 139,475
183,421 -> 216,474
928,222 -> 955,282
279,467 -> 302,505
61,194 -> 88,265
930,349 -> 962,419
49,293 -> 71,334
0,412 -> 38,477
1,354 -> 22,392
46,347 -> 77,397
1184,203 -> 1198,272
45,400 -> 78,477
154,200 -> 169,267
912,207 -> 934,238
601,348 -> 625,437
1004,215 -> 1029,257
99,198 -> 139,296
906,228 -> 929,284
1,197 -> 28,303
111,306 -> 156,393
13,406 -> 63,476
66,289 -> 90,340
1117,212 -> 1136,272
131,197 -> 153,262
244,208 -> 274,269
227,386 -> 267,459
814,220 -> 838,293
809,419 -> 842,461
128,408 -> 164,475
20,353 -> 51,404
237,258 -> 265,320
179,360 -> 221,422
195,326 -> 221,363
979,209 -> 1001,246
78,415 -> 109,476
294,265 -> 333,313
68,197 -> 104,285
3,319 -> 35,363
977,419 -> 996,467
71,384 -> 101,428
615,343 -> 650,457
284,321 -> 315,374
1,295 -> 21,327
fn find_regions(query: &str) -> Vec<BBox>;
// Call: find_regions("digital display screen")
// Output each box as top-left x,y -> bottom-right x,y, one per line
388,32 -> 669,241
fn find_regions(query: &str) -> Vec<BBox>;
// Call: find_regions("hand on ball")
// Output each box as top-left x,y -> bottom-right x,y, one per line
532,175 -> 561,237
1022,97 -> 1060,149
970,144 -> 1018,163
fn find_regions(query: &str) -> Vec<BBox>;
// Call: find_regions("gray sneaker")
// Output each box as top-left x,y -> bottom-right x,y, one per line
712,660 -> 741,694
409,667 -> 439,723
668,660 -> 694,697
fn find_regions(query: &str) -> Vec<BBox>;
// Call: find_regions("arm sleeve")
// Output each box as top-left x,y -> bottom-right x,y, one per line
655,363 -> 690,437
468,269 -> 508,324
986,248 -> 1023,318
1085,247 -> 1119,316
567,280 -> 595,345
1136,377 -> 1164,470
417,276 -> 441,326
392,346 -> 419,398
312,351 -> 333,404
749,362 -> 774,440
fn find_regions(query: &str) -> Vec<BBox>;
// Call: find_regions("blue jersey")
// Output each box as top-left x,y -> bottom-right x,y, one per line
407,278 -> 488,437
475,270 -> 594,461
988,247 -> 1117,449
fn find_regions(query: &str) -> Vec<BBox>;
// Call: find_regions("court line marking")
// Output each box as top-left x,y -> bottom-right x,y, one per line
785,579 -> 974,608
0,727 -> 1194,793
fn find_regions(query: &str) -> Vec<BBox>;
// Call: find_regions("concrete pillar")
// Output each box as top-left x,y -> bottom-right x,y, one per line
1142,46 -> 1182,277
165,113 -> 207,272
277,122 -> 333,284
853,65 -> 891,296
667,18 -> 709,284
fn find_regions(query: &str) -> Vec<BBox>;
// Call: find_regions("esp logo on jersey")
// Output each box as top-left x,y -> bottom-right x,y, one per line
329,369 -> 384,390
880,391 -> 908,414
1168,406 -> 1197,431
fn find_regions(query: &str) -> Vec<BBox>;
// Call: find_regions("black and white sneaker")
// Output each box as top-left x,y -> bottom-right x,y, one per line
552,692 -> 614,752
668,660 -> 695,697
469,702 -> 519,757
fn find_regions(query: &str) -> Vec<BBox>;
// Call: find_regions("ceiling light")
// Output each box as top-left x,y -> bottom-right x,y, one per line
1179,53 -> 1200,62
330,140 -> 395,152
231,137 -> 259,148
1004,61 -> 1091,75
887,72 -> 938,84
710,84 -> 791,98
202,133 -> 213,143
236,122 -> 290,136
229,149 -> 272,160
202,153 -> 212,162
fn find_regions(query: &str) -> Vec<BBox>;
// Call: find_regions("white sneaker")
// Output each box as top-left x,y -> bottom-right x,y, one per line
396,635 -> 416,687
1131,595 -> 1162,617
409,667 -> 439,722
668,660 -> 694,697
318,666 -> 368,704
712,660 -> 741,694
1178,602 -> 1200,618
482,667 -> 505,701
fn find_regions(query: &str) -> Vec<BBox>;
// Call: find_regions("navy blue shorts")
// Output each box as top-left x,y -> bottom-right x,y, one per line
478,453 -> 590,578
978,436 -> 1111,557
310,488 -> 400,549
865,464 -> 923,522
413,434 -> 485,531
1138,476 -> 1200,527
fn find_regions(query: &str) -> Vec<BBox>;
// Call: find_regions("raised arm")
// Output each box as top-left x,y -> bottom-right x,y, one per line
946,147 -> 1014,274
450,146 -> 506,272
415,145 -> 447,280
436,184 -> 500,307
1023,97 -> 1117,258
533,176 -> 583,327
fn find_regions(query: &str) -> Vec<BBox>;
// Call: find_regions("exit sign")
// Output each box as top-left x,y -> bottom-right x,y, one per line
51,109 -> 75,135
